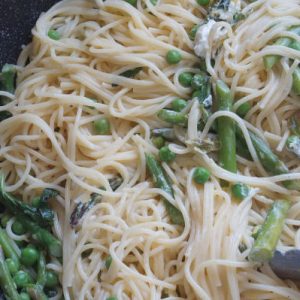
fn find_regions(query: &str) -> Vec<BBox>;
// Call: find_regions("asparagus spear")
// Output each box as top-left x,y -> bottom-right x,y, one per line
70,176 -> 123,227
0,229 -> 19,267
236,128 -> 300,190
145,154 -> 184,225
0,247 -> 19,300
249,200 -> 290,262
157,110 -> 188,126
263,26 -> 300,70
292,67 -> 300,95
18,216 -> 62,258
216,80 -> 237,173
0,173 -> 55,226
36,253 -> 46,287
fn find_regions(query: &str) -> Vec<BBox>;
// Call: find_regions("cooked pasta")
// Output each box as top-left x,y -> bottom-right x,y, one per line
0,0 -> 300,299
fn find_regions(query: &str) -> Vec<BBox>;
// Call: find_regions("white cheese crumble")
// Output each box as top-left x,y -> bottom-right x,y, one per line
194,20 -> 227,58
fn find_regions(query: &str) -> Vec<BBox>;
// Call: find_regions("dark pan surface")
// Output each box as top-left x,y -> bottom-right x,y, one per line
0,0 -> 61,66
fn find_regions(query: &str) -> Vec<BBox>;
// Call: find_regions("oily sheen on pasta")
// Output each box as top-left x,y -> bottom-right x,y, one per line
0,0 -> 300,299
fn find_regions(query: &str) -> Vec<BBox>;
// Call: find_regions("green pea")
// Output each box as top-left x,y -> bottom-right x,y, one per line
31,196 -> 41,208
191,73 -> 206,90
1,213 -> 11,227
231,183 -> 250,200
152,136 -> 165,149
107,297 -> 117,300
236,102 -> 251,118
124,0 -> 137,6
5,258 -> 19,275
48,29 -> 61,41
13,271 -> 31,288
105,255 -> 112,270
178,72 -> 193,87
196,0 -> 210,5
45,271 -> 59,288
12,220 -> 26,235
159,146 -> 176,163
21,247 -> 39,267
193,167 -> 210,184
189,24 -> 200,41
171,98 -> 187,112
166,50 -> 182,64
20,292 -> 31,300
94,117 -> 110,135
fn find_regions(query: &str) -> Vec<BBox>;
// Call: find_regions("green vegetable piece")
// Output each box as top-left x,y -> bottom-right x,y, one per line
12,220 -> 26,235
18,216 -> 62,258
191,73 -> 207,90
112,67 -> 142,86
249,200 -> 290,262
178,72 -> 193,87
0,64 -> 16,94
166,50 -> 182,64
189,24 -> 200,41
48,29 -> 61,40
145,154 -> 184,225
263,26 -> 300,69
21,247 -> 39,267
27,284 -> 48,300
40,188 -> 59,207
105,255 -> 112,270
292,67 -> 300,95
94,117 -> 110,135
20,292 -> 31,300
0,248 -> 20,300
124,0 -> 137,6
152,136 -> 165,149
193,167 -> 210,184
252,225 -> 262,239
0,228 -> 19,267
157,109 -> 188,126
120,67 -> 142,79
236,127 -> 300,190
196,0 -> 210,6
31,197 -> 41,208
159,146 -> 176,163
171,98 -> 187,112
0,111 -> 13,122
45,271 -> 59,288
0,173 -> 54,226
150,0 -> 158,5
13,270 -> 31,289
216,80 -> 237,173
37,252 -> 47,288
231,183 -> 250,200
70,177 -> 122,228
152,128 -> 176,142
286,135 -> 300,157
192,77 -> 211,105
1,213 -> 11,228
107,297 -> 117,300
5,258 -> 19,275
236,102 -> 251,118
290,40 -> 300,51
